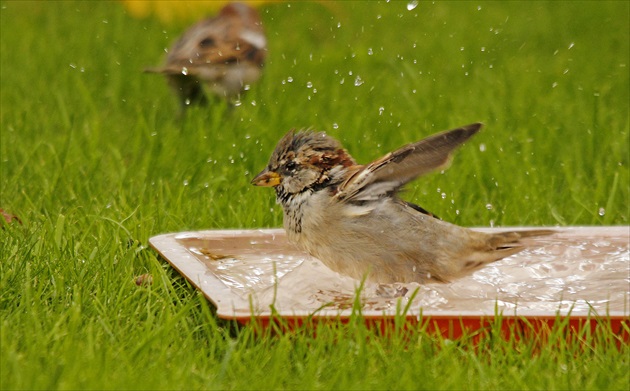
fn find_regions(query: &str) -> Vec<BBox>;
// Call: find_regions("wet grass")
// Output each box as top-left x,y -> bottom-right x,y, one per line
1,1 -> 628,390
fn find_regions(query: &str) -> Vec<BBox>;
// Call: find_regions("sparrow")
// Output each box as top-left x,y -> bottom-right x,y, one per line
251,123 -> 553,284
145,2 -> 267,108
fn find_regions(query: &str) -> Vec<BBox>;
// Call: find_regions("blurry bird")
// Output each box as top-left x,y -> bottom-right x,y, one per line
146,2 -> 267,109
252,123 -> 553,284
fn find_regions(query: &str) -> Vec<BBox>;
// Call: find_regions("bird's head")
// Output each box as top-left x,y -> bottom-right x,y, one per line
251,130 -> 356,197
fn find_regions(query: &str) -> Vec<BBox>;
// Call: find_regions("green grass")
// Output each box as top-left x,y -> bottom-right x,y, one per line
1,0 -> 628,389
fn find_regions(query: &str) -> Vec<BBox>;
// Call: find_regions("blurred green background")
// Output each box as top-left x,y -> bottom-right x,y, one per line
1,1 -> 628,232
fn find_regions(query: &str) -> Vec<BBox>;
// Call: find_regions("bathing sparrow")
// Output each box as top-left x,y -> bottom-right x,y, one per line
146,3 -> 267,108
252,123 -> 552,284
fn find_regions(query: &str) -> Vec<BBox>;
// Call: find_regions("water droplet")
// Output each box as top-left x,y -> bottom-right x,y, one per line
479,143 -> 486,152
368,48 -> 373,55
243,84 -> 251,91
441,192 -> 446,199
183,180 -> 189,186
598,208 -> 605,216
354,76 -> 364,86
234,100 -> 242,106
287,76 -> 293,83
568,42 -> 575,50
332,123 -> 339,129
552,82 -> 558,88
406,1 -> 418,11
486,203 -> 493,210
378,106 -> 385,115
306,81 -> 313,88
181,67 -> 188,75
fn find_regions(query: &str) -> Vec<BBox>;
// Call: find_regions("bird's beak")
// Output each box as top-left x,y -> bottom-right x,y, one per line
251,169 -> 281,187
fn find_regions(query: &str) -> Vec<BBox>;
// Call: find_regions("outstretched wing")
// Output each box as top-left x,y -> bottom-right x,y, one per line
335,123 -> 482,202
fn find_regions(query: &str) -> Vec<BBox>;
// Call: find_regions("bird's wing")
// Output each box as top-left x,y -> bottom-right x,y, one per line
335,123 -> 482,202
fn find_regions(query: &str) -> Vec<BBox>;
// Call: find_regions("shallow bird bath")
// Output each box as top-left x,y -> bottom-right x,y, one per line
150,227 -> 628,336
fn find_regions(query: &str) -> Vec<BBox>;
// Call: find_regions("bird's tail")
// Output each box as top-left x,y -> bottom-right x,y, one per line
488,229 -> 555,249
455,229 -> 555,277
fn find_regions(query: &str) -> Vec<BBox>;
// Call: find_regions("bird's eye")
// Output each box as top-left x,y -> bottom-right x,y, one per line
285,160 -> 297,171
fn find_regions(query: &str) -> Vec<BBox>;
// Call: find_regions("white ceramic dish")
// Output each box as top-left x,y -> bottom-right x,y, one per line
149,226 -> 629,325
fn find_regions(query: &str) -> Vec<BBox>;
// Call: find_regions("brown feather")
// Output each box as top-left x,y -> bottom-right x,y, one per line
336,123 -> 482,202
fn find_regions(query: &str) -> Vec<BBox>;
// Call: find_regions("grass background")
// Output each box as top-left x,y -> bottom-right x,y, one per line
1,0 -> 628,389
